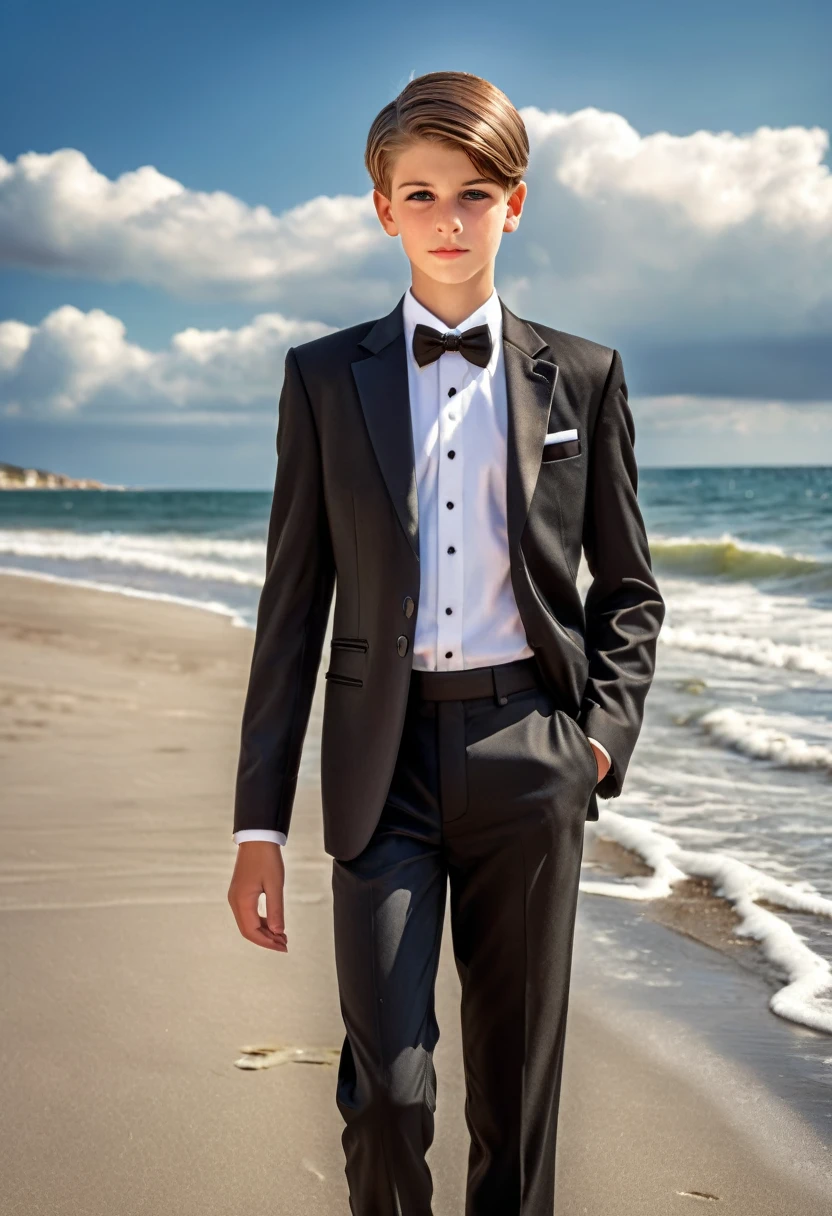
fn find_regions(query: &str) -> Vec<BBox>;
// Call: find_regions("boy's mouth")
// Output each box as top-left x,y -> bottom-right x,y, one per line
430,247 -> 468,257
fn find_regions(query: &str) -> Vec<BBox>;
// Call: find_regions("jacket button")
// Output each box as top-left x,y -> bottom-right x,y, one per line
402,595 -> 415,618
396,635 -> 409,657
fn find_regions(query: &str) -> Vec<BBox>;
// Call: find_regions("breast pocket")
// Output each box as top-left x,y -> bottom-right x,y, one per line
541,427 -> 581,463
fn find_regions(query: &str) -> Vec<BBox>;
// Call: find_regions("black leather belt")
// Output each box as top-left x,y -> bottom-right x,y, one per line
410,657 -> 545,706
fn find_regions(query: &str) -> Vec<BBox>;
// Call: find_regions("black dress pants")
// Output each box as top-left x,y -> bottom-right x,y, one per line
331,657 -> 598,1216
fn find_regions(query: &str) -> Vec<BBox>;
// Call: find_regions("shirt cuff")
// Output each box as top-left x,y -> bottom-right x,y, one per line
233,830 -> 287,846
586,736 -> 613,770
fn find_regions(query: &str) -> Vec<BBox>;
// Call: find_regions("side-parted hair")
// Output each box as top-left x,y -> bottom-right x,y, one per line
365,71 -> 529,201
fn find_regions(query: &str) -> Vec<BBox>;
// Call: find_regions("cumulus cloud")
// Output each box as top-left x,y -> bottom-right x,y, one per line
1,107 -> 830,339
2,305 -> 830,463
509,109 -> 832,341
526,109 -> 831,230
0,306 -> 331,419
0,148 -> 391,311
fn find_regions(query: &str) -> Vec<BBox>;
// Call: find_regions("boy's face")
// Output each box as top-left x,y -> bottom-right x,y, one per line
373,138 -> 525,287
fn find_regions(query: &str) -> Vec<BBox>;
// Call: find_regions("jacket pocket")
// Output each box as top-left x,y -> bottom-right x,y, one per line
326,636 -> 368,688
324,672 -> 364,688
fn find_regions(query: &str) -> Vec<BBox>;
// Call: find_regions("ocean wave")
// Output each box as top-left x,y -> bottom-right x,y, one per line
697,706 -> 832,772
3,526 -> 829,594
650,532 -> 829,587
660,624 -> 832,677
582,808 -> 832,1036
0,529 -> 265,586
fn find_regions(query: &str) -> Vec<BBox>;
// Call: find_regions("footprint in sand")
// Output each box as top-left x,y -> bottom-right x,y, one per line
234,1045 -> 341,1070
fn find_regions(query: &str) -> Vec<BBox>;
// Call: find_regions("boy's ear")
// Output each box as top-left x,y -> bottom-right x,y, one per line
372,188 -> 398,236
504,180 -> 527,233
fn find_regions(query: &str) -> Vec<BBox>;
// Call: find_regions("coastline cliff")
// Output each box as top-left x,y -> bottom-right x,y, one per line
0,462 -> 123,490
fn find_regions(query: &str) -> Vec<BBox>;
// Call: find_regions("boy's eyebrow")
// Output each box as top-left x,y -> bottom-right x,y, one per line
396,178 -> 496,189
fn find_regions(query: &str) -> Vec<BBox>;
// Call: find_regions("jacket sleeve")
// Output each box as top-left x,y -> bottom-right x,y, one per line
577,349 -> 665,799
232,346 -> 335,840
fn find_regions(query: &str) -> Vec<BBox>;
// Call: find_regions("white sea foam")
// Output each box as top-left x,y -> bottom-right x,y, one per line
0,529 -> 265,585
582,808 -> 832,1035
0,565 -> 250,628
697,706 -> 832,772
660,623 -> 832,677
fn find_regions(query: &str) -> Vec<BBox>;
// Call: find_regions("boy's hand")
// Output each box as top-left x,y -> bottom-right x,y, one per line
589,740 -> 611,783
227,842 -> 288,952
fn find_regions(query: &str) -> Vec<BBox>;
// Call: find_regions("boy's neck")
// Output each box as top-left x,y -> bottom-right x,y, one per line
408,264 -> 497,330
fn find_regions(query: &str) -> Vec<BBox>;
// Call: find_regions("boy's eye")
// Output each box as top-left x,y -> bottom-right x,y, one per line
406,190 -> 489,202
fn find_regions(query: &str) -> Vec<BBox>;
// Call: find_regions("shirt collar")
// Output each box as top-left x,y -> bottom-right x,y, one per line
402,285 -> 503,376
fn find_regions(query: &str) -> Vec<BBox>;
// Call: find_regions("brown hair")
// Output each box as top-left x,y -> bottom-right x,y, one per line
364,71 -> 529,200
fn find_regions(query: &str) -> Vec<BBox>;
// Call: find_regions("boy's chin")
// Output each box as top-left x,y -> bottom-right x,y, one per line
410,256 -> 487,284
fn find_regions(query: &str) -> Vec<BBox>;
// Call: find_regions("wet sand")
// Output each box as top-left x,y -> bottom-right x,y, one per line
1,570 -> 830,1214
583,833 -> 764,963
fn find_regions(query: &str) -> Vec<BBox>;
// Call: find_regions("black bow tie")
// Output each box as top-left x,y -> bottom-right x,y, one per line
412,322 -> 493,369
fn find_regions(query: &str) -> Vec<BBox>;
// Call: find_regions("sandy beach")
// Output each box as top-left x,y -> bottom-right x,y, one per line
1,569 -> 830,1215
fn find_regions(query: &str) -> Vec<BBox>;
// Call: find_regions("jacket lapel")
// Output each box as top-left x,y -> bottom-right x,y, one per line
500,300 -> 560,551
350,292 -> 559,563
351,292 -> 420,560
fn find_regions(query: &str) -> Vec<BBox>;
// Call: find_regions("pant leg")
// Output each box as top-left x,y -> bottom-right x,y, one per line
445,684 -> 597,1216
332,689 -> 446,1216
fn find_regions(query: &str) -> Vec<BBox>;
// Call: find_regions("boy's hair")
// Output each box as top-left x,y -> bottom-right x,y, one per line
365,71 -> 529,201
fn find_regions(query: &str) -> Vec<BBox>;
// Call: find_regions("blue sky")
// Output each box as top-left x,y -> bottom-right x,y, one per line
1,0 -> 830,486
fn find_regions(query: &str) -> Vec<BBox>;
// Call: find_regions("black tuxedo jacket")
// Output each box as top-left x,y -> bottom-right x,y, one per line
233,292 -> 666,860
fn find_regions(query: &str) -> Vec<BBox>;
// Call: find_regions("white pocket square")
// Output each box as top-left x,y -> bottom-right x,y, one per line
543,428 -> 578,445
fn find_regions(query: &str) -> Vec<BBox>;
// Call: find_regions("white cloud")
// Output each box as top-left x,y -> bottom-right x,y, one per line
2,304 -> 830,467
510,108 -> 832,340
525,109 -> 831,230
0,318 -> 32,374
0,148 -> 390,309
0,306 -> 331,418
0,107 -> 830,340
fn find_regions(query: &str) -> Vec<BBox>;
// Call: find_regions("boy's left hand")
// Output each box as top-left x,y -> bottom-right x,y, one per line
589,740 -> 611,783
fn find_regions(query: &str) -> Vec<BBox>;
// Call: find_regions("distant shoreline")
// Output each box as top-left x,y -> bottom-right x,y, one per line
0,461 -> 123,490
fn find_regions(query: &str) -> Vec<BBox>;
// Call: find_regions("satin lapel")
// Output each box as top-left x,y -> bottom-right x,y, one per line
501,300 -> 560,551
351,293 -> 420,560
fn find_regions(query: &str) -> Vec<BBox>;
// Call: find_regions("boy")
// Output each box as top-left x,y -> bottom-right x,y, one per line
228,70 -> 665,1215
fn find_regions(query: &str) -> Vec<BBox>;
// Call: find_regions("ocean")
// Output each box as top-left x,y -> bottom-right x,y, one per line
2,465 -> 831,1035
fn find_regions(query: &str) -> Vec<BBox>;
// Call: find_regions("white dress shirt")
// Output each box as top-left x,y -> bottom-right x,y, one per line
234,286 -> 610,846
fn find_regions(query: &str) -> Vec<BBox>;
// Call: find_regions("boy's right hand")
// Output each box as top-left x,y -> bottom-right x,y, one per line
227,841 -> 288,952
